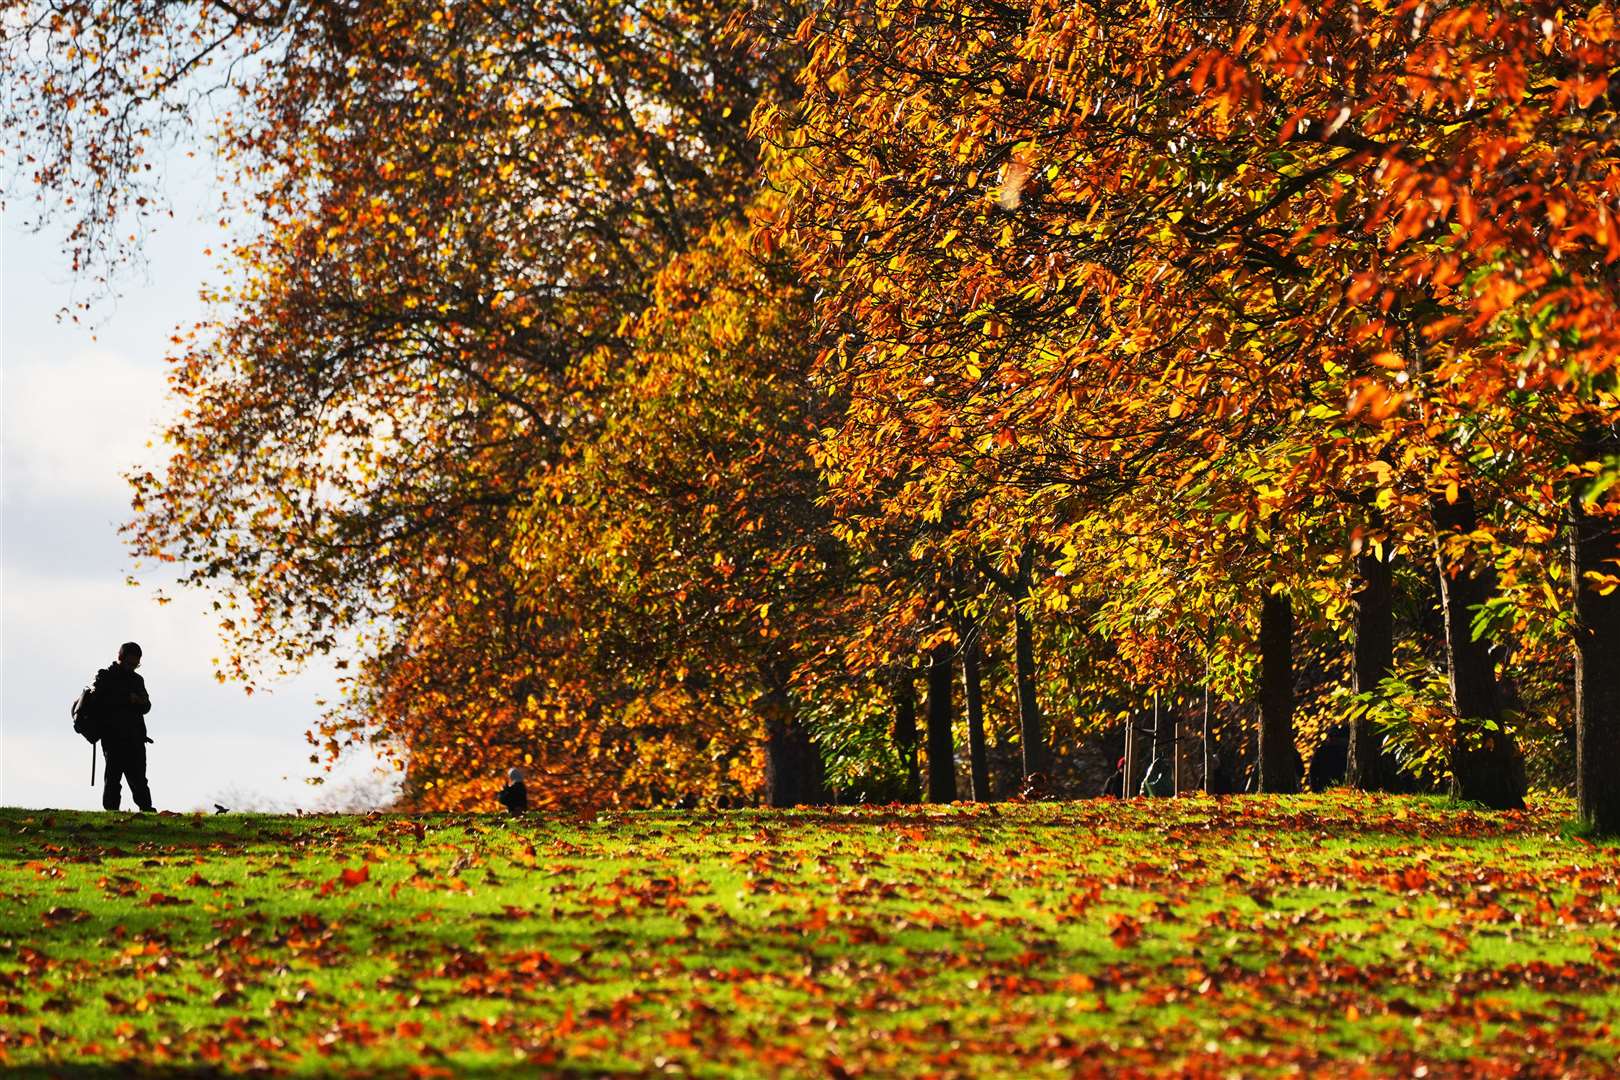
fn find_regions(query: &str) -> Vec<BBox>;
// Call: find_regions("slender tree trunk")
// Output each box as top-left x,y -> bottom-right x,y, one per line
925,643 -> 958,802
1257,591 -> 1299,793
1124,708 -> 1148,797
1153,692 -> 1163,762
962,633 -> 991,801
1012,588 -> 1049,780
1570,425 -> 1620,835
1202,681 -> 1213,794
1151,692 -> 1166,793
978,546 -> 1049,785
893,672 -> 920,802
1347,545 -> 1402,790
1172,699 -> 1187,795
1173,707 -> 1196,796
1432,491 -> 1526,810
1120,716 -> 1135,798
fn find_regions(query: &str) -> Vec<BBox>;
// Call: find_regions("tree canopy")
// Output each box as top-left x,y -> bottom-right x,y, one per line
5,0 -> 1618,830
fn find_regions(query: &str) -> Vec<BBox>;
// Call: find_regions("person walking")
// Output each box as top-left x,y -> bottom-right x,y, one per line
94,642 -> 155,812
1139,752 -> 1172,798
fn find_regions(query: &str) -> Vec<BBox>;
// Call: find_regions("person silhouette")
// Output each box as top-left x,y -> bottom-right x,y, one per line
496,766 -> 528,815
94,642 -> 154,812
1140,752 -> 1172,798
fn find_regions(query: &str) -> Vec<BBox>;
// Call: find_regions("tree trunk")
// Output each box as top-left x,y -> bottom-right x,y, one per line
1432,491 -> 1526,810
764,715 -> 824,807
760,674 -> 824,808
1173,709 -> 1196,796
1257,590 -> 1299,793
1570,425 -> 1620,835
978,546 -> 1049,786
1202,682 -> 1213,794
893,672 -> 920,802
1012,590 -> 1049,781
962,633 -> 992,801
1149,693 -> 1166,793
925,643 -> 958,802
1171,700 -> 1186,795
1120,716 -> 1134,798
1347,545 -> 1402,790
1123,709 -> 1148,797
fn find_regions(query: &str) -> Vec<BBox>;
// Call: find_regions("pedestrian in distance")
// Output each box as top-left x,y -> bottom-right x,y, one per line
93,642 -> 156,812
1101,757 -> 1126,798
1140,752 -> 1172,798
496,766 -> 528,815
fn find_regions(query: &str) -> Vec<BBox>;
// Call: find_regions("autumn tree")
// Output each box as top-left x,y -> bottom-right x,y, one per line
6,0 -> 840,806
8,0 -> 1619,823
764,0 -> 1620,814
507,210 -> 854,806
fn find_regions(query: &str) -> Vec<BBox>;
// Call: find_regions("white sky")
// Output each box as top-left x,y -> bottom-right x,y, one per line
0,165 -> 395,813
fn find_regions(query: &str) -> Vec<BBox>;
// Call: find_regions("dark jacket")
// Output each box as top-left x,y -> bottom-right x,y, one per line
496,780 -> 528,815
93,664 -> 151,742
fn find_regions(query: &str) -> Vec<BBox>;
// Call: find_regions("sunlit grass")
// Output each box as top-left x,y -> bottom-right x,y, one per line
1,793 -> 1615,1076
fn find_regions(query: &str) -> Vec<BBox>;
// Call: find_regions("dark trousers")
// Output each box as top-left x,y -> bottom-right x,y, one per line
102,738 -> 153,811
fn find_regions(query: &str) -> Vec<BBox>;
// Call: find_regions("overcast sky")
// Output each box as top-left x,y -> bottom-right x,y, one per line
1,165 -> 394,812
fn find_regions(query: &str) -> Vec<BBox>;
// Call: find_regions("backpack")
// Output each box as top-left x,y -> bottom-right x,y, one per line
71,684 -> 102,744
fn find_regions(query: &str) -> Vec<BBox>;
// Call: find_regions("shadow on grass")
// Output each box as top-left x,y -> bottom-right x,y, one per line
0,813 -> 294,862
0,809 -> 427,862
1,793 -> 1577,864
729,802 -> 1557,843
1,1067 -> 629,1079
0,808 -> 570,862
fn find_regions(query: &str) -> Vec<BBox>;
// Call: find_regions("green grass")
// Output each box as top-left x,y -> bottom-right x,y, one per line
1,792 -> 1617,1076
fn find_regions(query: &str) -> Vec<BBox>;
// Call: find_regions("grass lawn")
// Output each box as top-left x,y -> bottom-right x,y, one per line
1,792 -> 1617,1077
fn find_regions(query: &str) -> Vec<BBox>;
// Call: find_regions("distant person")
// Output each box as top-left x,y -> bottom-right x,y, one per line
1139,753 -> 1172,797
1101,757 -> 1126,798
496,766 -> 528,815
94,642 -> 155,812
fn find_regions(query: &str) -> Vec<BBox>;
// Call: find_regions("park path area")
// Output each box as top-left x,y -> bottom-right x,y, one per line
1,793 -> 1617,1077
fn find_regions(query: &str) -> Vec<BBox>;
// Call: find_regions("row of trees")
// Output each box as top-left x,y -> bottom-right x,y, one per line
4,0 -> 1617,830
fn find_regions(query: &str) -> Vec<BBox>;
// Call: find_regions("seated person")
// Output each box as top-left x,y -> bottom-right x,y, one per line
496,766 -> 528,815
